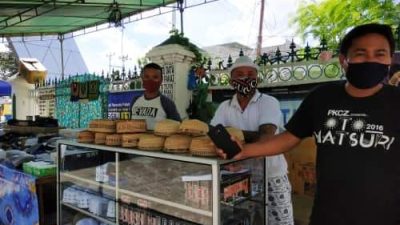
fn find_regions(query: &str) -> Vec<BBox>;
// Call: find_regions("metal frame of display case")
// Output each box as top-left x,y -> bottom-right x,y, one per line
56,139 -> 266,225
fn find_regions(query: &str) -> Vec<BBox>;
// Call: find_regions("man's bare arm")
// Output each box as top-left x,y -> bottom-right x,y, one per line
242,130 -> 259,143
258,123 -> 277,140
242,123 -> 276,143
240,131 -> 301,159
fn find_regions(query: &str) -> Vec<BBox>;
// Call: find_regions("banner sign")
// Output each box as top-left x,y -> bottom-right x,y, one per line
108,90 -> 143,119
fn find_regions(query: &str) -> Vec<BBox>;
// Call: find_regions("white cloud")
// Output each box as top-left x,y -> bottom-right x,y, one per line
130,14 -> 171,36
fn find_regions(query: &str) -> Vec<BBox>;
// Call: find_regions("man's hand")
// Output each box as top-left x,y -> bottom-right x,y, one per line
216,135 -> 245,160
389,72 -> 400,86
218,131 -> 301,159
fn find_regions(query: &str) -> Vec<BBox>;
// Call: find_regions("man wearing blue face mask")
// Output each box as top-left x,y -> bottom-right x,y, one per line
211,55 -> 293,225
217,23 -> 400,225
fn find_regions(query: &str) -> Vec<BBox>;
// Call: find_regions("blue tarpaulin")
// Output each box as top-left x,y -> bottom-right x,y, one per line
0,80 -> 11,96
0,164 -> 39,225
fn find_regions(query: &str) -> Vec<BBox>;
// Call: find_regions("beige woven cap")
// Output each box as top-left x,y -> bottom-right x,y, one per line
226,127 -> 245,143
138,134 -> 165,151
116,119 -> 147,133
121,133 -> 143,148
105,134 -> 122,146
179,119 -> 209,136
88,119 -> 116,133
189,136 -> 217,157
94,132 -> 107,145
154,119 -> 181,137
78,130 -> 94,143
163,134 -> 192,153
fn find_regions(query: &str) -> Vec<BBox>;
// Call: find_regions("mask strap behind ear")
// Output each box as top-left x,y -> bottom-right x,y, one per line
344,59 -> 350,67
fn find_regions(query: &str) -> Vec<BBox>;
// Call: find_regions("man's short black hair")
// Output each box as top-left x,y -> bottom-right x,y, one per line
142,62 -> 163,77
339,23 -> 395,56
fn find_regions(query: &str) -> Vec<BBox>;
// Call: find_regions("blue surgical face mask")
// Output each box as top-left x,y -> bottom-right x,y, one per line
346,62 -> 389,89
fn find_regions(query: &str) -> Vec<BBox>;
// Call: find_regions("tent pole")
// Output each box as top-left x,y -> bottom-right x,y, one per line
59,34 -> 65,80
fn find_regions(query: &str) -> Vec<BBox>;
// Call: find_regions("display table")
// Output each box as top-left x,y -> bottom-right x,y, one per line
56,140 -> 266,225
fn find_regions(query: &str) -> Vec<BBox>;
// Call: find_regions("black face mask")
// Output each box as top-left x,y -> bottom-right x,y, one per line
230,77 -> 258,96
346,62 -> 389,89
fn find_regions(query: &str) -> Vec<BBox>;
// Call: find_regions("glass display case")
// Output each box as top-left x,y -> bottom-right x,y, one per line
56,140 -> 266,225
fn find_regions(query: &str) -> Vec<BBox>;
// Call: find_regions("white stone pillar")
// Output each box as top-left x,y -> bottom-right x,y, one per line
8,76 -> 38,120
146,44 -> 195,120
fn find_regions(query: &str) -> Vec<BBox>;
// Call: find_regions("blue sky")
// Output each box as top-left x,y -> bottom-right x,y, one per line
74,0 -> 310,74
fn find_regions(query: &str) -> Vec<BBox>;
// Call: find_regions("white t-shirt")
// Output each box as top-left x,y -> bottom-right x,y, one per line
210,90 -> 288,177
131,95 -> 166,130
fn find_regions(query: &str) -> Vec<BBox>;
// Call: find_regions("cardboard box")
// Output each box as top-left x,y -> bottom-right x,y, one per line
23,161 -> 56,177
286,137 -> 317,196
291,162 -> 316,196
19,58 -> 47,84
221,172 -> 251,206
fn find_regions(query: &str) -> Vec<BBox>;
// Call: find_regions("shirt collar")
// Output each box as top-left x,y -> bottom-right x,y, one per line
230,90 -> 262,110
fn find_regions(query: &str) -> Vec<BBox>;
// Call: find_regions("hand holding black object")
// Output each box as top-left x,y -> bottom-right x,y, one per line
208,124 -> 242,159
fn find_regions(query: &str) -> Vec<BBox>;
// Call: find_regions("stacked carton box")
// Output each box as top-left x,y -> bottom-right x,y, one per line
285,137 -> 317,197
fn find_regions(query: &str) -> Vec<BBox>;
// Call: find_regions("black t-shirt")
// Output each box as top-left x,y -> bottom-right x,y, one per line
286,82 -> 400,225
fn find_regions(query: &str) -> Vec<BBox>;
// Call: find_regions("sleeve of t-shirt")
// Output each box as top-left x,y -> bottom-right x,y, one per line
284,91 -> 315,138
210,100 -> 228,126
160,95 -> 181,121
258,95 -> 282,128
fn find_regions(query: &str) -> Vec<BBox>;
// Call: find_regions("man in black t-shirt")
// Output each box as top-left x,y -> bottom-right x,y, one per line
218,23 -> 400,225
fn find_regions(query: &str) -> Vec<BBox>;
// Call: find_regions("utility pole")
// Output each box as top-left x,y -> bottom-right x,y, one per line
119,27 -> 131,70
119,54 -> 131,70
172,4 -> 176,31
256,0 -> 265,56
106,52 -> 115,74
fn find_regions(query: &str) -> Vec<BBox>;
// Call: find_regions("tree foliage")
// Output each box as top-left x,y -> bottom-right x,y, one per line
291,0 -> 400,49
0,44 -> 18,80
158,29 -> 204,63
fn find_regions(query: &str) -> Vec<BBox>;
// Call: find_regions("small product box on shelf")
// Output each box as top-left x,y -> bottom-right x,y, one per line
220,171 -> 251,206
23,161 -> 56,177
119,200 -> 201,225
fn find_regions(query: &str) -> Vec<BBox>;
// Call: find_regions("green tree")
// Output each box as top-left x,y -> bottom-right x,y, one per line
0,45 -> 17,80
158,29 -> 204,63
291,0 -> 400,49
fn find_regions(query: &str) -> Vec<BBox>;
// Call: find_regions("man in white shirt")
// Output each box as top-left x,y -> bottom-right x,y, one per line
211,55 -> 293,225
